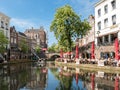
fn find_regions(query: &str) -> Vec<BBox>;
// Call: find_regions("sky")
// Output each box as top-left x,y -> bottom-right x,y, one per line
0,0 -> 99,47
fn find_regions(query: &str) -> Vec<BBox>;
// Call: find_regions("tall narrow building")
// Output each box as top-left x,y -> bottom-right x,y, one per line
0,12 -> 10,49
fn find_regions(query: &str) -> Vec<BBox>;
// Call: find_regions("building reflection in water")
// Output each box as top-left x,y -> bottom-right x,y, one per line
56,66 -> 120,90
0,63 -> 120,90
0,63 -> 48,90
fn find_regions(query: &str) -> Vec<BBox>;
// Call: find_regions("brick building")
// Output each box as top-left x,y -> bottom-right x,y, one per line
79,15 -> 95,59
24,26 -> 47,50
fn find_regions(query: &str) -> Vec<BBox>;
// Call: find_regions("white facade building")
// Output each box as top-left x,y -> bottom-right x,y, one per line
0,12 -> 10,48
95,0 -> 120,59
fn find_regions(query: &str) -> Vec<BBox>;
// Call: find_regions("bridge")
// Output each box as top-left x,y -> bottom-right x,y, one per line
45,52 -> 60,60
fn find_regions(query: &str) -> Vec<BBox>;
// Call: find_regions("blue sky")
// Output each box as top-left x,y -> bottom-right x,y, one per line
0,0 -> 98,46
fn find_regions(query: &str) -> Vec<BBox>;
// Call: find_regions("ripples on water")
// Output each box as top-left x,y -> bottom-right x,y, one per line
0,62 -> 119,90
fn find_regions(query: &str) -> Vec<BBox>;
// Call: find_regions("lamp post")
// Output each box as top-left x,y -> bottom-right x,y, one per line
97,31 -> 101,59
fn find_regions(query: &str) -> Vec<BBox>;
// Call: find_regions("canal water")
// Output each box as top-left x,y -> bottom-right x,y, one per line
0,62 -> 119,90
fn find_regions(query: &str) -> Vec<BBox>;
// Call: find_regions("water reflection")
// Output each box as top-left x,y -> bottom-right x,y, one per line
0,63 -> 48,90
0,62 -> 120,90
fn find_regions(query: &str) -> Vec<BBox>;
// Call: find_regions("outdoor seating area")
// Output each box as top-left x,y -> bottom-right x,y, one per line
56,57 -> 120,67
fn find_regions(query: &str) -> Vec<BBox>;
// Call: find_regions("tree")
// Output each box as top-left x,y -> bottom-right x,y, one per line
19,39 -> 28,53
74,19 -> 91,39
35,45 -> 41,53
50,5 -> 91,55
48,43 -> 59,53
0,31 -> 8,53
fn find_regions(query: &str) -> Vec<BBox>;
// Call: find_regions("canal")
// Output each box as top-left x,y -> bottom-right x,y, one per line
0,62 -> 119,90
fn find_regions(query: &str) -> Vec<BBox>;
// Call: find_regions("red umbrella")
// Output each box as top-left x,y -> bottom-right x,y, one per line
114,77 -> 119,90
76,44 -> 79,59
60,49 -> 63,58
91,41 -> 95,59
115,38 -> 119,60
76,73 -> 78,85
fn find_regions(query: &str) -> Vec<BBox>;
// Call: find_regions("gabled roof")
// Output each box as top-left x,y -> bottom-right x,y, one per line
18,31 -> 27,37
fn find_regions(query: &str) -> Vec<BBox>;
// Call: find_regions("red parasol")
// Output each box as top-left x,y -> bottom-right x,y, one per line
91,73 -> 95,90
76,44 -> 79,59
115,38 -> 119,60
60,49 -> 63,58
114,77 -> 119,90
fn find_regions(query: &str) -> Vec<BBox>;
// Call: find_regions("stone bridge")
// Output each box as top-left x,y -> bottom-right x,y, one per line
45,53 -> 60,60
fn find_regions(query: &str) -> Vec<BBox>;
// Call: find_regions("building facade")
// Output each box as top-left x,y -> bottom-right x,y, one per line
79,15 -> 95,59
10,26 -> 19,59
24,27 -> 47,50
18,32 -> 31,59
95,0 -> 120,59
0,12 -> 10,49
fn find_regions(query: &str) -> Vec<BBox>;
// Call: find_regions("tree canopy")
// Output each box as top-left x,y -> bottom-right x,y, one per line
50,5 -> 91,52
19,39 -> 28,53
0,31 -> 8,53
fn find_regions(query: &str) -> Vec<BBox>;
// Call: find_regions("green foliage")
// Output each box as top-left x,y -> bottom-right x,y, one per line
35,45 -> 41,53
48,43 -> 59,53
50,5 -> 91,52
0,31 -> 8,53
75,19 -> 91,38
19,39 -> 28,53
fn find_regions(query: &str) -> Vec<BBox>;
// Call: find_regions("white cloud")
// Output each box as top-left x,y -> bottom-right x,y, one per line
11,18 -> 37,32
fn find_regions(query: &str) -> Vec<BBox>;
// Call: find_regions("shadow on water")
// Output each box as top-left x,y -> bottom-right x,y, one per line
0,62 -> 119,90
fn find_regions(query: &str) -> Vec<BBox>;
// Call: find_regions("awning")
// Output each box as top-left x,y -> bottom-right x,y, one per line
42,48 -> 47,51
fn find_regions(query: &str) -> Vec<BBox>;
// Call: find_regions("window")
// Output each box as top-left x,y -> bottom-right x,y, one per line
98,9 -> 101,17
5,23 -> 8,30
98,21 -> 101,30
104,5 -> 108,14
104,35 -> 109,43
11,37 -> 13,43
98,37 -> 102,45
112,15 -> 116,25
1,21 -> 4,28
14,38 -> 16,44
104,18 -> 108,28
111,0 -> 116,10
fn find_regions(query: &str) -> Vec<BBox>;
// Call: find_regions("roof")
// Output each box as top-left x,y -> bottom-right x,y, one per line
95,0 -> 107,7
24,27 -> 46,34
0,12 -> 11,19
18,32 -> 27,37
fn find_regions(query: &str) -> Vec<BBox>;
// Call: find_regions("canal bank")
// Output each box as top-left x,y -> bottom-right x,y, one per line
0,59 -> 36,66
55,61 -> 120,73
